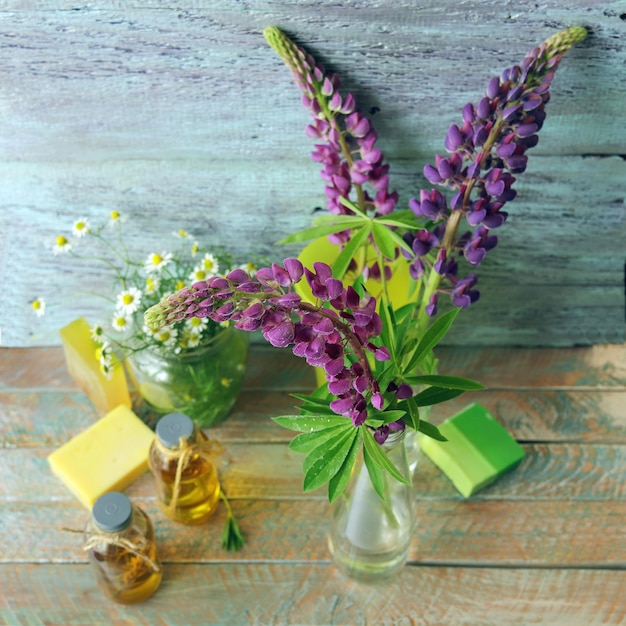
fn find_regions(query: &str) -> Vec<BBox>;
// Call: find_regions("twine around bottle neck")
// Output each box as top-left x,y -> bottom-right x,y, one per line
61,527 -> 161,573
154,431 -> 222,514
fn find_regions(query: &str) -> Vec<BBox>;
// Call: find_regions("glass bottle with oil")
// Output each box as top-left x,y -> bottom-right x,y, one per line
85,491 -> 162,604
149,412 -> 221,524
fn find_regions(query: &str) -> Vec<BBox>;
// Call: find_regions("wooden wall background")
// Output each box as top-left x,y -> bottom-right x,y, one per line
0,0 -> 624,348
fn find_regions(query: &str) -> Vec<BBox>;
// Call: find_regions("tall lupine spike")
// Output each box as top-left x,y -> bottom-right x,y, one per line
145,259 -> 396,430
264,26 -> 398,230
406,26 -> 587,330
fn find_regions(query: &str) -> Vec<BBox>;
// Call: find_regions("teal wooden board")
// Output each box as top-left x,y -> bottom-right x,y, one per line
0,2 -> 623,347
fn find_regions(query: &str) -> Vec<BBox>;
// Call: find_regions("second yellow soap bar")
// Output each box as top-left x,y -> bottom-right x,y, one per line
48,405 -> 155,509
60,317 -> 131,415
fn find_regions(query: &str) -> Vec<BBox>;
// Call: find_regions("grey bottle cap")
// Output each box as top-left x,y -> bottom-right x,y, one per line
92,492 -> 133,533
156,412 -> 194,449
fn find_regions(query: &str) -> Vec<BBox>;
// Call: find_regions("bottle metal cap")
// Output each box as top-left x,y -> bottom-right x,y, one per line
92,492 -> 133,533
156,412 -> 195,449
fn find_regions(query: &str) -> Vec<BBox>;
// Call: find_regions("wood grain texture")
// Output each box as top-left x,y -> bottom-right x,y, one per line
0,1 -> 624,347
3,563 -> 626,626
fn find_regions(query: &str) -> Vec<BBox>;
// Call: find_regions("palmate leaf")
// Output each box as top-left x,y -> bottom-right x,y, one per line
413,386 -> 466,406
273,414 -> 352,433
302,427 -> 359,493
289,421 -> 353,454
327,431 -> 361,503
405,374 -> 485,391
404,308 -> 460,375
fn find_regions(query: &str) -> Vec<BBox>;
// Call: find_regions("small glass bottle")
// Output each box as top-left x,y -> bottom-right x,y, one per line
149,412 -> 221,525
84,492 -> 162,604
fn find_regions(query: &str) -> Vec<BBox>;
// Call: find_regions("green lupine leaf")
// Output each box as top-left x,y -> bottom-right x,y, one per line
289,422 -> 354,454
273,414 -> 352,433
338,195 -> 369,219
327,429 -> 361,503
405,375 -> 485,391
362,438 -> 386,501
302,428 -> 356,493
277,218 -> 366,244
418,420 -> 447,441
378,301 -> 396,357
413,386 -> 466,406
404,308 -> 460,374
362,427 -> 410,486
303,427 -> 353,472
403,397 -> 420,431
332,224 -> 372,280
371,222 -> 398,259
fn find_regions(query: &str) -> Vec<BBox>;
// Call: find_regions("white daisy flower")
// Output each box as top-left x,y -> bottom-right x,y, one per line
116,287 -> 142,316
90,324 -> 105,341
111,312 -> 131,333
174,280 -> 186,291
108,210 -> 127,226
31,297 -> 46,317
199,253 -> 219,277
72,218 -> 90,238
145,276 -> 160,294
144,251 -> 173,274
173,228 -> 191,239
185,316 -> 208,335
52,235 -> 72,255
239,261 -> 258,276
154,327 -> 178,348
189,267 -> 209,283
190,241 -> 200,257
183,332 -> 201,349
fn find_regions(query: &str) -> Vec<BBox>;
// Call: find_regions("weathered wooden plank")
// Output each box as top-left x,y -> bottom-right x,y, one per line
6,440 -> 626,503
4,344 -> 626,392
3,156 -> 624,348
0,4 -> 620,162
5,387 -> 626,447
4,497 -> 626,567
2,563 -> 625,626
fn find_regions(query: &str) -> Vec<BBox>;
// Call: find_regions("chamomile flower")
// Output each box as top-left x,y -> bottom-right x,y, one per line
72,218 -> 90,238
144,251 -> 173,274
180,331 -> 201,349
94,341 -> 112,364
145,276 -> 160,294
189,267 -> 209,282
53,235 -> 72,255
109,210 -> 127,226
173,228 -> 191,239
153,327 -> 178,349
111,312 -> 131,333
90,323 -> 105,341
239,261 -> 258,276
174,280 -> 186,291
31,297 -> 46,317
199,253 -> 219,277
191,241 -> 200,257
116,287 -> 142,316
185,316 -> 208,335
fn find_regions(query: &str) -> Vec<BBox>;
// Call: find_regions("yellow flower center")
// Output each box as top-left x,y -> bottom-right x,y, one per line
189,318 -> 202,327
110,210 -> 121,221
150,253 -> 163,265
194,270 -> 207,280
32,300 -> 42,311
202,258 -> 215,271
175,280 -> 185,291
122,293 -> 134,305
56,235 -> 68,247
177,229 -> 187,238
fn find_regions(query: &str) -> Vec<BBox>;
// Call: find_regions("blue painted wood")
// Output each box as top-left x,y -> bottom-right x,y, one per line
0,1 -> 624,346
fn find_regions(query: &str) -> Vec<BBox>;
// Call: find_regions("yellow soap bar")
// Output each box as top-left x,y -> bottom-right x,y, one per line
60,317 -> 131,414
48,405 -> 155,508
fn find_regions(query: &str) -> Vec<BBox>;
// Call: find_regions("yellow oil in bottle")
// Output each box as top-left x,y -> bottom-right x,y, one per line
85,492 -> 162,604
149,412 -> 221,525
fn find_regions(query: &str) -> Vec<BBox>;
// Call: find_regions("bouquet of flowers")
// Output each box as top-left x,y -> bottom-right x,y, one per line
32,212 -> 254,426
145,25 -> 586,503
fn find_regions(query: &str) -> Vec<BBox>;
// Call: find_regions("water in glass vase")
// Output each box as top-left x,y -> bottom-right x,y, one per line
328,431 -> 416,583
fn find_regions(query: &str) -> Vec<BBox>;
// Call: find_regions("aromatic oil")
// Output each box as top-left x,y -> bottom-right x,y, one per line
149,412 -> 221,525
85,492 -> 162,604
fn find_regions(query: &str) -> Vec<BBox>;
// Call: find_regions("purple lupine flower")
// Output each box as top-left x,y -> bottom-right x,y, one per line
145,258 -> 406,428
407,26 -> 587,319
264,26 -> 398,235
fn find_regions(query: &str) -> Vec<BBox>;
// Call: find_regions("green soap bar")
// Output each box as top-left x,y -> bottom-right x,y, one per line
420,403 -> 525,497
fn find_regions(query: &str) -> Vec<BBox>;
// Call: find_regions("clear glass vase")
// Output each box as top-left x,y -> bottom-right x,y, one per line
327,430 -> 416,583
126,327 -> 249,428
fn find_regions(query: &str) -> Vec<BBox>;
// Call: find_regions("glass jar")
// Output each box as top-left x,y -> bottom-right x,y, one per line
84,492 -> 162,604
149,412 -> 221,525
126,326 -> 249,428
327,430 -> 416,583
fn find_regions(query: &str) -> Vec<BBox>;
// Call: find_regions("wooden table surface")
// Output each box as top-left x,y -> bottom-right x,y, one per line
2,343 -> 626,625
